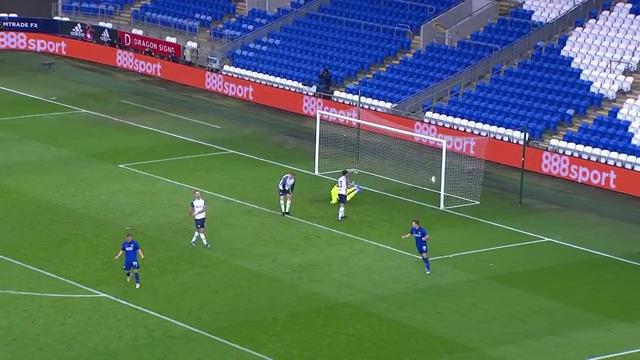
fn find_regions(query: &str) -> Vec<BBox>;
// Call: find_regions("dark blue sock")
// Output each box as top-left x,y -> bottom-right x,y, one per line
423,257 -> 430,271
134,272 -> 140,284
126,271 -> 131,278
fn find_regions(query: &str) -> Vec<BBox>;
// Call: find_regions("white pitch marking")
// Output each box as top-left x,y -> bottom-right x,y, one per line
0,110 -> 84,121
119,164 -> 421,259
120,100 -> 222,129
587,348 -> 640,360
0,289 -> 105,298
120,164 -> 548,261
431,239 -> 549,260
0,255 -> 273,360
119,151 -> 232,167
2,85 -> 638,269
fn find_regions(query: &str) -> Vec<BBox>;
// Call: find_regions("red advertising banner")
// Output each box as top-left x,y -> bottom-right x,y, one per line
118,30 -> 182,59
1,31 -> 639,197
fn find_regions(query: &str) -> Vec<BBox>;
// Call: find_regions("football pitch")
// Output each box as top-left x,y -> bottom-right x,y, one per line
1,52 -> 639,360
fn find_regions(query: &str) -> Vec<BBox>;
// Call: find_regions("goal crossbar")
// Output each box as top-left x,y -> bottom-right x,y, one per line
315,110 -> 449,209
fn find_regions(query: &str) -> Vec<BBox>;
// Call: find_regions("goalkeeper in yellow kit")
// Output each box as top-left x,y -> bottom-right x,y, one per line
330,182 -> 362,204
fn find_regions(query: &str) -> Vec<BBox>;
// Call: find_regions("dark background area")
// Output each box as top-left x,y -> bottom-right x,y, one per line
2,0 -> 52,17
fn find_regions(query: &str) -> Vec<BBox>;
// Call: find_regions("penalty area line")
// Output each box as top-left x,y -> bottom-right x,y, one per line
0,255 -> 273,360
0,110 -> 85,121
119,151 -> 233,167
119,164 -> 549,262
431,239 -> 549,260
0,289 -> 105,298
588,348 -> 640,360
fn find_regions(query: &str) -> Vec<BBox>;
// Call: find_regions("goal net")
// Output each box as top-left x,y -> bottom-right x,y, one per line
314,110 -> 487,209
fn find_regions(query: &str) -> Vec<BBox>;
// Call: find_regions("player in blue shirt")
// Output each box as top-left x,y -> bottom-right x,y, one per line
114,233 -> 145,288
401,219 -> 431,275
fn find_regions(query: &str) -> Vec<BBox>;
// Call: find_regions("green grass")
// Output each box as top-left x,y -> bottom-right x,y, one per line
1,52 -> 639,360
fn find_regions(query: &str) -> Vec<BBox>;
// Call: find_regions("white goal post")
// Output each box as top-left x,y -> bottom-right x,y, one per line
314,110 -> 486,209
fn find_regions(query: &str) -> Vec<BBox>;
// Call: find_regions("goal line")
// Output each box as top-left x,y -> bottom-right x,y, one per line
314,110 -> 487,209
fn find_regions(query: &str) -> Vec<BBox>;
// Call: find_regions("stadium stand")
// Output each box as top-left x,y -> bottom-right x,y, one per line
562,4 -> 638,100
522,0 -> 581,22
62,0 -> 133,16
131,0 -> 236,33
226,0 -> 460,97
341,11 -> 540,105
211,0 -> 308,41
430,42 -> 602,141
426,2 -> 639,167
550,2 -> 640,164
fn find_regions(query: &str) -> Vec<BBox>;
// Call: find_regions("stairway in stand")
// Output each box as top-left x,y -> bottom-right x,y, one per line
338,34 -> 423,92
114,0 -> 149,25
540,73 -> 640,148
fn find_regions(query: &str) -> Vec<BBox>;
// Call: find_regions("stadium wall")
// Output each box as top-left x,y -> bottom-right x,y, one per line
1,0 -> 51,18
1,31 -> 638,198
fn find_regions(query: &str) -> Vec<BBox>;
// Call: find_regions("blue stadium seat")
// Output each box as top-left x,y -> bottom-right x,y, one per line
134,0 -> 235,32
349,8 -> 542,103
229,0 -> 461,86
434,43 -> 601,140
211,1 -> 305,40
62,0 -> 132,15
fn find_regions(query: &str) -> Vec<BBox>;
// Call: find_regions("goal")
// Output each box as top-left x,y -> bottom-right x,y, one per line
314,110 -> 487,209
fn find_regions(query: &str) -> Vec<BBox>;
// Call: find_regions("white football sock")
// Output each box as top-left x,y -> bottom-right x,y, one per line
200,233 -> 208,245
338,205 -> 345,219
280,199 -> 285,212
191,231 -> 199,243
285,199 -> 291,212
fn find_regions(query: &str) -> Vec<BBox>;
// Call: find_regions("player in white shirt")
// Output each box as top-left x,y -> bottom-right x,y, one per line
278,172 -> 296,216
189,191 -> 211,248
337,170 -> 349,222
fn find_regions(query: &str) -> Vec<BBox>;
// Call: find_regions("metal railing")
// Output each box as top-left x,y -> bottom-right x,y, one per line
209,0 -> 328,64
390,0 -> 603,115
429,0 -> 498,47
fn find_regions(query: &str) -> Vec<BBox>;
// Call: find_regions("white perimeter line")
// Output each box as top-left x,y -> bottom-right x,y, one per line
588,348 -> 640,360
120,164 -> 548,261
0,110 -> 84,121
119,151 -> 232,167
120,100 -> 222,129
0,255 -> 273,360
2,85 -> 638,269
0,289 -> 105,298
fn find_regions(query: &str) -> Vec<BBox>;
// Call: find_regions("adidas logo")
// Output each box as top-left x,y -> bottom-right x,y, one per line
100,29 -> 111,43
70,23 -> 84,38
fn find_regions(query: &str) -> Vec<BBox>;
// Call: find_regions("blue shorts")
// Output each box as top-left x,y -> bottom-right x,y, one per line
279,189 -> 291,196
338,194 -> 347,204
123,260 -> 140,270
195,218 -> 206,229
416,244 -> 428,254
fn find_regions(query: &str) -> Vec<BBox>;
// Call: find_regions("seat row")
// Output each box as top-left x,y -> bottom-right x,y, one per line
346,8 -> 539,106
211,1 -> 307,40
561,4 -> 640,100
62,0 -> 130,16
229,0 -> 458,89
132,0 -> 235,31
549,139 -> 640,170
424,112 -> 529,144
222,64 -> 316,94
